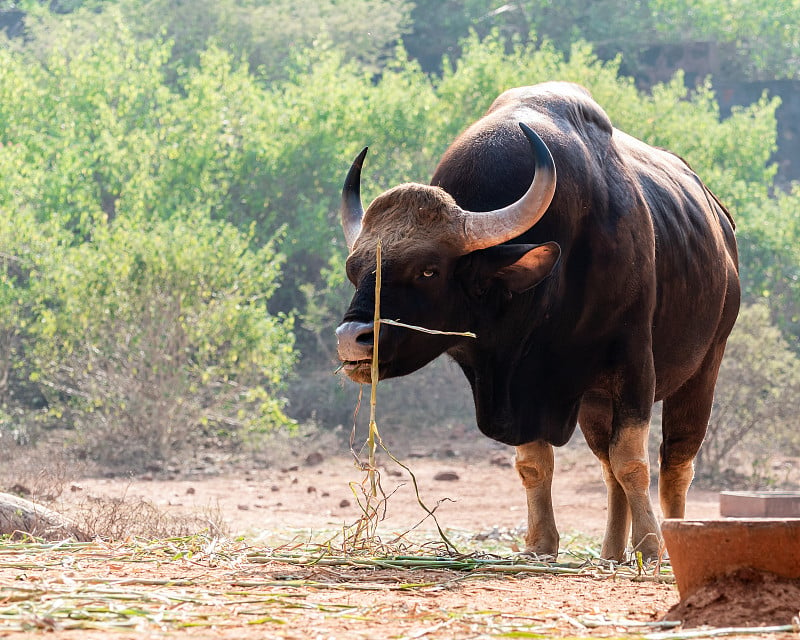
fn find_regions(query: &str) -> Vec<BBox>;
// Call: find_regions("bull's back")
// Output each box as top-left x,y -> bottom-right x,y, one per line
434,84 -> 739,398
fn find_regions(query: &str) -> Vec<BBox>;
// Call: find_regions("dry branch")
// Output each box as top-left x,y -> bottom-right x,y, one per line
0,492 -> 89,541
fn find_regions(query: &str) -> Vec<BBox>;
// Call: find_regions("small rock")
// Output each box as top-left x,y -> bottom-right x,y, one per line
307,486 -> 317,494
433,471 -> 460,482
281,465 -> 299,473
321,491 -> 330,497
305,452 -> 324,466
490,453 -> 512,468
270,485 -> 280,492
339,499 -> 351,508
185,487 -> 196,495
70,484 -> 83,493
237,504 -> 250,511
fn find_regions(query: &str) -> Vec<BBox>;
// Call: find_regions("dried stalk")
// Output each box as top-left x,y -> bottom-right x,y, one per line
380,318 -> 476,338
368,238 -> 382,499
345,238 -> 460,554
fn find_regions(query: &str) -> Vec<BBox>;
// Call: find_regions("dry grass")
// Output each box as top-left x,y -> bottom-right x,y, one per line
0,535 -> 680,637
70,492 -> 227,541
4,535 -> 796,638
0,240 -> 753,638
0,440 -> 77,504
0,440 -> 227,542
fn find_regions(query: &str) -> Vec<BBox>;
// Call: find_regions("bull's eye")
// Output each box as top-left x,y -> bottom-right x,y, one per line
421,268 -> 437,278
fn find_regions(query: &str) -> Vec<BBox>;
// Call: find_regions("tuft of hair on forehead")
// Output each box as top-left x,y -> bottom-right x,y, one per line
359,183 -> 465,249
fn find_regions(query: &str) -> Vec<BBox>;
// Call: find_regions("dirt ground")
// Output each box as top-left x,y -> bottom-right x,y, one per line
61,437 -> 724,547
2,440 -> 798,639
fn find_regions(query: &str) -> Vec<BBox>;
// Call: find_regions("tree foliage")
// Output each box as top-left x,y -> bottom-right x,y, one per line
649,0 -> 800,80
27,216 -> 294,468
12,0 -> 412,82
0,19 -> 296,466
406,0 -> 800,81
698,303 -> 800,487
0,1 -> 797,473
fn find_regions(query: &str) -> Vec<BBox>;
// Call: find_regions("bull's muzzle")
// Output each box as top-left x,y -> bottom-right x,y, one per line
336,320 -> 375,364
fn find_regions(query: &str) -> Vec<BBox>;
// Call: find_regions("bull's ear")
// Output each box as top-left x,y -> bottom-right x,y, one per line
466,242 -> 561,295
495,241 -> 561,293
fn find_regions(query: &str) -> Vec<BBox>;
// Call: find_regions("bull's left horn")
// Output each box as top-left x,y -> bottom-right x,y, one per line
340,146 -> 369,251
461,123 -> 556,252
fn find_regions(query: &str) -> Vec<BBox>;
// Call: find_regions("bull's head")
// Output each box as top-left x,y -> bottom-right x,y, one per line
336,123 -> 560,383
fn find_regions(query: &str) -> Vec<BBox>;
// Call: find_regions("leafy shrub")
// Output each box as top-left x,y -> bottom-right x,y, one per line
26,215 -> 294,470
1,7 -> 797,450
736,186 -> 800,341
0,203 -> 63,445
697,303 -> 800,487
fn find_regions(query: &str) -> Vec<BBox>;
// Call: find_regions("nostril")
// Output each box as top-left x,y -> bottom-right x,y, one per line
355,330 -> 374,346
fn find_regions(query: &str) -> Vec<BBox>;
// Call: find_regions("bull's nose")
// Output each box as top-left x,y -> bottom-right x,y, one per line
336,321 -> 375,361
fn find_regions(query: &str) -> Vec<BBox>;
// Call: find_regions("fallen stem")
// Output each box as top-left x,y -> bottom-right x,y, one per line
380,318 -> 476,338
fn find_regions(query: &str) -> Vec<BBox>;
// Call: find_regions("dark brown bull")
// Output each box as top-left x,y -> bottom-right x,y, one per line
335,82 -> 739,560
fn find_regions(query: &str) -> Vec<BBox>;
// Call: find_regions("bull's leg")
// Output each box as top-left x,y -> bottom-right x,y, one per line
579,393 -> 632,561
600,330 -> 663,561
609,422 -> 661,560
660,343 -> 726,518
515,440 -> 559,557
659,407 -> 702,520
598,461 -> 631,560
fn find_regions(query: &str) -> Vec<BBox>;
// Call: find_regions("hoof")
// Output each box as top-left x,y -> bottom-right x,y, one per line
631,533 -> 664,563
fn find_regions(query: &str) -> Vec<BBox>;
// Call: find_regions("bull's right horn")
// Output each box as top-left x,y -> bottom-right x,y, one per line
340,147 -> 369,252
460,123 -> 556,252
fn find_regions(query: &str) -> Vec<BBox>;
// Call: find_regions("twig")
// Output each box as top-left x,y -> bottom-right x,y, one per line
368,238 -> 382,499
380,318 -> 476,338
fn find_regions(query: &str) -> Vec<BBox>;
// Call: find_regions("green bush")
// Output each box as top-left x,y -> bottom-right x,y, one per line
697,303 -> 800,487
1,7 -> 797,458
0,205 -> 62,446
736,186 -> 800,341
2,15 -> 787,331
25,215 -> 294,469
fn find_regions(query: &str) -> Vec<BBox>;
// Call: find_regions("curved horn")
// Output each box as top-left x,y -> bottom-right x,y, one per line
461,123 -> 556,252
340,147 -> 369,251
